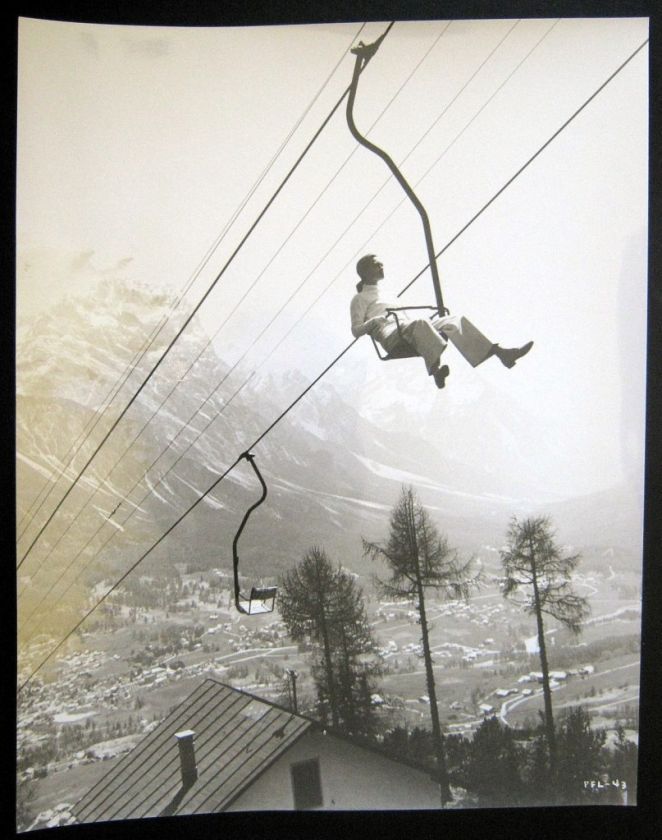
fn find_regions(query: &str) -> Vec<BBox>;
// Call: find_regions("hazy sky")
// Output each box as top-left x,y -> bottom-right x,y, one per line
17,16 -> 649,500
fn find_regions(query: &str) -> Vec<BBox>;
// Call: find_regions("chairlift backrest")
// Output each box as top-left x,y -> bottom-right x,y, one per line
238,586 -> 278,615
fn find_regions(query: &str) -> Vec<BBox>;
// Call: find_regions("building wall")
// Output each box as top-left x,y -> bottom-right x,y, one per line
225,729 -> 441,811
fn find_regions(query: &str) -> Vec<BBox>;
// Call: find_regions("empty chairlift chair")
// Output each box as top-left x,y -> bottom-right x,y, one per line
232,452 -> 277,615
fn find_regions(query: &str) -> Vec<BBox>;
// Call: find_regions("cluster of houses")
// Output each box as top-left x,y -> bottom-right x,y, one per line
375,633 -> 500,671
17,611 -> 295,787
18,647 -> 111,765
27,802 -> 77,831
475,664 -> 597,716
227,619 -> 289,651
433,598 -> 512,629
375,597 -> 513,630
19,572 -> 608,825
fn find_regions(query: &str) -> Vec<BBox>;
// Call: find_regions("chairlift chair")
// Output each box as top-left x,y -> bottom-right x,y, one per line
232,452 -> 277,616
371,305 -> 448,361
238,585 -> 278,615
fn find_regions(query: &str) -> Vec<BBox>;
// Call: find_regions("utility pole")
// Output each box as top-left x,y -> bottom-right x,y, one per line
286,668 -> 299,714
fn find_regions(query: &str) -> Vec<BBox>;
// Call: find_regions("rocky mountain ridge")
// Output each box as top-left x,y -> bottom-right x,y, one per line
17,274 -> 643,589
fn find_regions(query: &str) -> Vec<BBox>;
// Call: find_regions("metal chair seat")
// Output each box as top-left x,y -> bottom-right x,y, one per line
237,585 -> 278,615
371,305 -> 445,361
371,337 -> 419,361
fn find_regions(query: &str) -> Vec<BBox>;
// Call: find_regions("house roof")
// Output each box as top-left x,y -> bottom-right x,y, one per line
73,679 -> 311,823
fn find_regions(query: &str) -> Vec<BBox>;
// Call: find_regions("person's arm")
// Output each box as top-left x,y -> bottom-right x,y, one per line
350,295 -> 387,338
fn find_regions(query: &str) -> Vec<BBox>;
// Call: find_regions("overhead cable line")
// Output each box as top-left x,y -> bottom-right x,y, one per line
18,308 -> 170,542
248,19 -> 525,364
17,24 -> 365,545
18,21 -> 449,588
18,338 -> 356,691
178,21 -> 449,366
19,372 -> 255,638
16,21 -> 392,571
18,363 -> 255,613
18,28 -> 645,690
398,35 -> 649,298
267,18 -> 558,336
22,51 -> 427,604
21,341 -> 257,586
19,42 -> 462,608
196,19 -> 516,377
221,20 -> 535,377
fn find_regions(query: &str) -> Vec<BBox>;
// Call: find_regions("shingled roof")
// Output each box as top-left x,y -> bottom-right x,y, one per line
73,679 -> 311,822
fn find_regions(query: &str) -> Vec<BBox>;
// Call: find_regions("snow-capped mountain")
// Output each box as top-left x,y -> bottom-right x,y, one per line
16,270 -> 643,591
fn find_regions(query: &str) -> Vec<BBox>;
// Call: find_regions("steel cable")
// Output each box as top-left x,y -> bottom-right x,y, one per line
21,22 -> 445,601
17,21 -> 386,569
17,23 -> 366,546
18,29 -> 646,691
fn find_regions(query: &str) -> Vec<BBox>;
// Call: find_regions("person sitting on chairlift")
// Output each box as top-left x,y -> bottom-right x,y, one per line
350,254 -> 533,389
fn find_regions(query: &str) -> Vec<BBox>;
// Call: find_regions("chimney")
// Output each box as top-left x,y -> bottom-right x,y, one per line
174,730 -> 197,787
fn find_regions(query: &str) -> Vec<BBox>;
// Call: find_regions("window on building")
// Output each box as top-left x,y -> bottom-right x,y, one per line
290,758 -> 323,810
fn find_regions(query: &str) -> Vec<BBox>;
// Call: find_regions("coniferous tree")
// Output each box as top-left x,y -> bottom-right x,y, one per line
462,716 -> 524,807
327,612 -> 381,735
610,724 -> 638,803
279,547 -> 380,734
500,516 -> 590,772
363,485 -> 477,804
555,706 -> 607,804
523,730 -> 552,805
280,547 -> 342,726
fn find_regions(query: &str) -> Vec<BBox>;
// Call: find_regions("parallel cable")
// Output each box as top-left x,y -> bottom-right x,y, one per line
259,18 -> 526,361
19,22 -> 440,594
19,372 -> 255,637
277,18 -> 557,331
362,18 -> 563,299
20,41 -> 432,613
18,342 -> 356,690
17,24 -> 365,544
17,21 -> 390,570
18,21 -> 447,593
398,35 -> 649,297
18,29 -> 646,690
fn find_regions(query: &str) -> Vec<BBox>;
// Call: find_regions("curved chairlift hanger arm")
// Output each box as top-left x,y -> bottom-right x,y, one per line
347,27 -> 446,317
232,452 -> 276,615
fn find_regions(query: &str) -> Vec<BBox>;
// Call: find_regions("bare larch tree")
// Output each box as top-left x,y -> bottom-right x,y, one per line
363,485 -> 477,805
500,516 -> 590,772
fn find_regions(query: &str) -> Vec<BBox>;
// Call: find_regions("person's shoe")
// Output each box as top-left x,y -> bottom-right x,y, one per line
434,364 -> 450,389
496,340 -> 534,369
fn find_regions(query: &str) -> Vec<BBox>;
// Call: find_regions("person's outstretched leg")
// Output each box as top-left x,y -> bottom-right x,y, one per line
396,320 -> 449,388
435,315 -> 533,369
434,315 -> 494,367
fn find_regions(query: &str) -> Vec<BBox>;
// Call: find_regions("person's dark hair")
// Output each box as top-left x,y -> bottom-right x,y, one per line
355,254 -> 376,292
356,254 -> 376,279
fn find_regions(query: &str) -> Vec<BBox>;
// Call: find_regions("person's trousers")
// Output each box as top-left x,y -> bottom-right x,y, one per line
381,315 -> 494,374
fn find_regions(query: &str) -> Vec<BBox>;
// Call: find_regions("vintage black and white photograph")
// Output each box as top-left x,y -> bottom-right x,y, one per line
15,9 -> 650,833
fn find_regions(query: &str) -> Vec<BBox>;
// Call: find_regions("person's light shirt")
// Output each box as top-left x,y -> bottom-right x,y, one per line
349,284 -> 405,341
